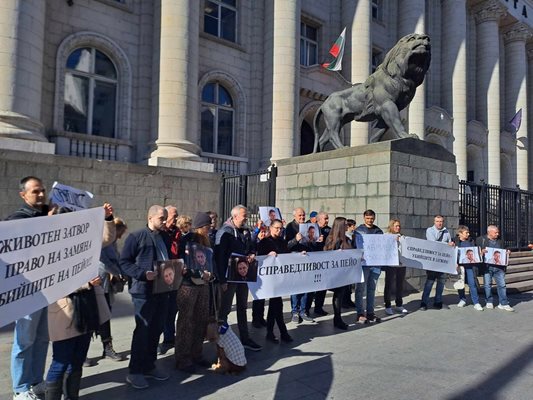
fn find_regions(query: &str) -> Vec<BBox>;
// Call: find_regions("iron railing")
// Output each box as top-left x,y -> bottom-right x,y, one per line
459,180 -> 533,249
220,166 -> 277,226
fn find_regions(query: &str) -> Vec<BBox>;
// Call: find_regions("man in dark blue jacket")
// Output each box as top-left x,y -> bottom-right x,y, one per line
120,205 -> 170,389
354,209 -> 383,323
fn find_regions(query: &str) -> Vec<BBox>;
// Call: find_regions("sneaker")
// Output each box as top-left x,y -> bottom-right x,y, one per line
434,302 -> 443,310
13,391 -> 39,400
241,337 -> 262,351
280,333 -> 294,343
396,307 -> 408,314
144,367 -> 169,381
158,342 -> 174,355
420,303 -> 427,311
300,313 -> 315,322
126,374 -> 149,389
473,303 -> 484,311
313,308 -> 329,317
365,314 -> 381,323
30,382 -> 45,396
291,313 -> 300,323
486,303 -> 494,309
355,314 -> 367,323
497,304 -> 515,312
385,307 -> 394,315
265,332 -> 279,343
457,300 -> 466,308
83,358 -> 97,367
252,319 -> 267,329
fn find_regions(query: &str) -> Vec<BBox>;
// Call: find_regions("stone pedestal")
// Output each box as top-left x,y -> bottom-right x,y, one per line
275,138 -> 459,291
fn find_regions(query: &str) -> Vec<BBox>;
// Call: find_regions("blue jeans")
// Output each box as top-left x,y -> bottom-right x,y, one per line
483,266 -> 508,305
421,271 -> 447,305
46,333 -> 92,382
458,267 -> 480,304
130,294 -> 168,374
290,293 -> 308,315
355,267 -> 381,315
11,307 -> 49,393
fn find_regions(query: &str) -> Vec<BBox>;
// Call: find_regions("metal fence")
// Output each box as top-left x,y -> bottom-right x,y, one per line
220,166 -> 277,226
459,181 -> 533,249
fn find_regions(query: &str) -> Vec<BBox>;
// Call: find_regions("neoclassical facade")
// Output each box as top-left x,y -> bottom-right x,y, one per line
1,0 -> 532,188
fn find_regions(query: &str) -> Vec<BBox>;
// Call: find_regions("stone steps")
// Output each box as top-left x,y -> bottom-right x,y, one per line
506,251 -> 533,294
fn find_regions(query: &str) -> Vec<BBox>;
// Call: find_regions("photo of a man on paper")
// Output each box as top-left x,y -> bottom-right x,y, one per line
152,259 -> 184,293
227,254 -> 258,283
299,223 -> 320,244
485,248 -> 507,266
458,247 -> 481,264
259,206 -> 282,227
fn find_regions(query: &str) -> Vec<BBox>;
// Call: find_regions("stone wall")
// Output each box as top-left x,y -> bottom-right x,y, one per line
275,138 -> 459,291
0,150 -> 221,232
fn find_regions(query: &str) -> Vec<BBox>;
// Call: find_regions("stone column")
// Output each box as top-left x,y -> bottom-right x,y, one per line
398,0 -> 426,138
474,2 -> 506,186
0,0 -> 49,145
271,0 -> 300,162
151,0 -> 201,161
342,0 -> 371,147
504,23 -> 531,190
442,1 -> 468,180
529,46 -> 533,191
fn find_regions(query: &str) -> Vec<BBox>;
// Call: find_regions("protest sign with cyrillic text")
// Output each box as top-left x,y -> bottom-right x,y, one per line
399,236 -> 458,274
247,249 -> 364,300
0,208 -> 104,327
50,181 -> 94,211
360,234 -> 399,266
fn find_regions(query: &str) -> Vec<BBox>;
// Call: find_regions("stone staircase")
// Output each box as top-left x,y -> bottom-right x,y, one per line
506,251 -> 533,293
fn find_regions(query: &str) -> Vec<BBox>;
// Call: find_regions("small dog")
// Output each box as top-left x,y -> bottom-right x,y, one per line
211,323 -> 246,374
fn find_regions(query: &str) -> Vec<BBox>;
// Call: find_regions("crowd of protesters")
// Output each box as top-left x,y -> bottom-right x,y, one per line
6,176 -> 516,399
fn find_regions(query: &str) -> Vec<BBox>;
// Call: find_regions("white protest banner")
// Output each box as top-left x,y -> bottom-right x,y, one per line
0,207 -> 105,327
247,249 -> 364,300
360,234 -> 399,266
399,236 -> 458,274
50,181 -> 94,211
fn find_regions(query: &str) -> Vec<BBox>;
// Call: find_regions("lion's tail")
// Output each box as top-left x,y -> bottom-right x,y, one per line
312,107 -> 323,153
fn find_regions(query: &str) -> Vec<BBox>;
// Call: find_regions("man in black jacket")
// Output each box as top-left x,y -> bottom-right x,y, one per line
120,205 -> 170,389
215,205 -> 262,351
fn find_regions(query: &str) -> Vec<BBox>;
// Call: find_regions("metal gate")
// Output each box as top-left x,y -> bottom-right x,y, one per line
220,166 -> 277,227
459,181 -> 533,249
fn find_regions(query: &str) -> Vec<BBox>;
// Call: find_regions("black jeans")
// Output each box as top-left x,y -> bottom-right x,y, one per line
383,267 -> 406,308
129,294 -> 168,374
218,283 -> 250,340
306,290 -> 326,313
266,297 -> 288,335
252,299 -> 265,322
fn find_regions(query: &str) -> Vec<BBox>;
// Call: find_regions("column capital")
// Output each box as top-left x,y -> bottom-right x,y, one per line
503,22 -> 533,44
473,0 -> 506,24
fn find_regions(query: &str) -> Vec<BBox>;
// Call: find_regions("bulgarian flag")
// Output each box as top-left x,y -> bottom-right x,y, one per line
322,27 -> 346,71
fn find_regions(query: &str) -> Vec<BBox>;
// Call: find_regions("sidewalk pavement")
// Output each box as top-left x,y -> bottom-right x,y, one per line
1,289 -> 533,400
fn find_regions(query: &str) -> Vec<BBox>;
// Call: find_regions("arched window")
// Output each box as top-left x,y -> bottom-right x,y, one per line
64,48 -> 117,138
201,82 -> 234,155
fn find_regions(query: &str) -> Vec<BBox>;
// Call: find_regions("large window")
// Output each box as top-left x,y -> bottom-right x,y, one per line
204,0 -> 237,42
201,82 -> 234,155
300,22 -> 318,66
371,48 -> 383,72
372,0 -> 383,21
64,48 -> 117,138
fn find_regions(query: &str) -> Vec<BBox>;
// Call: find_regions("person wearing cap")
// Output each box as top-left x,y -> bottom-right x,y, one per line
175,212 -> 214,373
308,211 -> 318,224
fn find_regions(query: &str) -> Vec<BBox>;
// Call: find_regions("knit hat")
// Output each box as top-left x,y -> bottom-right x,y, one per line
192,212 -> 212,229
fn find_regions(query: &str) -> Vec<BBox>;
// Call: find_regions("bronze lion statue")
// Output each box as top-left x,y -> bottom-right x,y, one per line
313,33 -> 431,152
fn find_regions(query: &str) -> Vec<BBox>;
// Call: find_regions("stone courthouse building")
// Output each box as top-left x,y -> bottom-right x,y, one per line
0,0 -> 532,187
